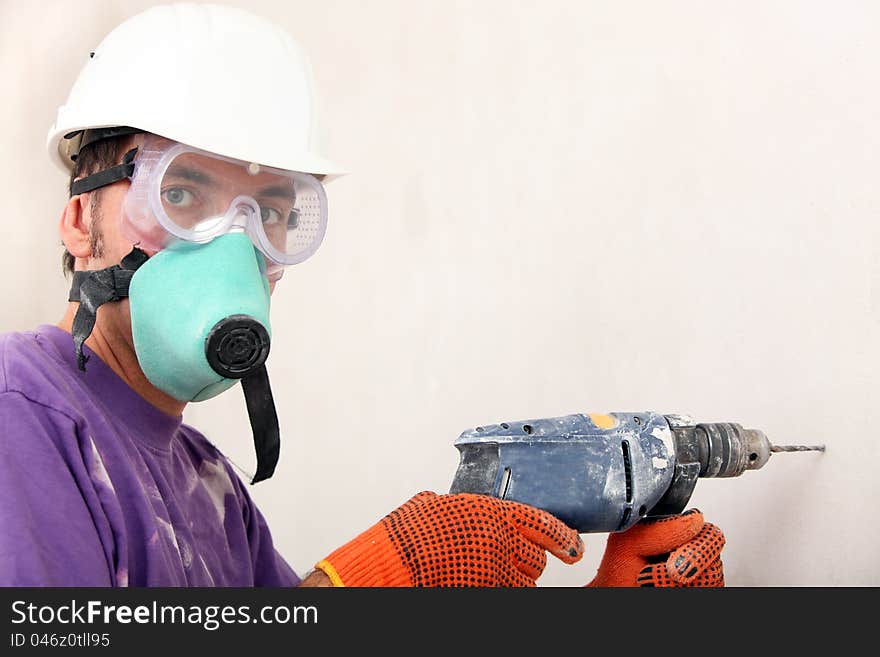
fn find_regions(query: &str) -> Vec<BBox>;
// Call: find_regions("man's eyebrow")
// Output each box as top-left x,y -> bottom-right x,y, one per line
256,184 -> 296,199
165,165 -> 217,187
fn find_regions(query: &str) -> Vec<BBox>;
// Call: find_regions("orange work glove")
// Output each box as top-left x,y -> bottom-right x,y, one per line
315,491 -> 584,587
586,509 -> 725,587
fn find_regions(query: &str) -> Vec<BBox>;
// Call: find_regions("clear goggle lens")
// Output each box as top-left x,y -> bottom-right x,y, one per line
123,137 -> 328,273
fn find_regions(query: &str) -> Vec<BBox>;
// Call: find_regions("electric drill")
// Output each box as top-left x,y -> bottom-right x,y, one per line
449,411 -> 824,533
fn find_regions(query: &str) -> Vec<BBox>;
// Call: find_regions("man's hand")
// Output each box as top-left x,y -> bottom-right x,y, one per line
315,491 -> 584,587
586,509 -> 725,587
298,570 -> 333,587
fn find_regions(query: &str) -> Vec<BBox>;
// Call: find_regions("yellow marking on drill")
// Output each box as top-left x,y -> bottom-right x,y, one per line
588,413 -> 617,429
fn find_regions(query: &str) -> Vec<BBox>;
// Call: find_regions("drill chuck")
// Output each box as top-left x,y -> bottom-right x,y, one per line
684,422 -> 772,478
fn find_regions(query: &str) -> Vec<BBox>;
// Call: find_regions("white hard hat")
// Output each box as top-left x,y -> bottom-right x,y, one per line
47,2 -> 345,181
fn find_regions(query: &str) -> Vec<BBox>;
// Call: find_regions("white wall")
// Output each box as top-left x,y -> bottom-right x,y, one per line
2,0 -> 876,585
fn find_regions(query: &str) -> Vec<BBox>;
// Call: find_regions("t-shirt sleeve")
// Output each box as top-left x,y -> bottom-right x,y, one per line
229,472 -> 301,587
0,392 -> 114,586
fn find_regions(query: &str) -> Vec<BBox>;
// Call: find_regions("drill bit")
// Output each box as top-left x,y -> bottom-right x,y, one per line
770,444 -> 826,453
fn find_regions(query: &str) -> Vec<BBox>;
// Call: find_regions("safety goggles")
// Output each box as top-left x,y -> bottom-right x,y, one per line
74,133 -> 329,280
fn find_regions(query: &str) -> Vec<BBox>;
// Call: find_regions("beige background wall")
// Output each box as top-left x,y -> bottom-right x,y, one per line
2,0 -> 876,585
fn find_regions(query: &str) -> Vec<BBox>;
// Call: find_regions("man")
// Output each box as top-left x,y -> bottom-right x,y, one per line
0,3 -> 724,587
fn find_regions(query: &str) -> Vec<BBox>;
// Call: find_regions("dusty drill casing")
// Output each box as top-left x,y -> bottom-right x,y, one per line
449,411 -> 774,534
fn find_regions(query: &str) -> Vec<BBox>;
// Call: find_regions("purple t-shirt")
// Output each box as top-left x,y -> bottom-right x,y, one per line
0,325 -> 300,587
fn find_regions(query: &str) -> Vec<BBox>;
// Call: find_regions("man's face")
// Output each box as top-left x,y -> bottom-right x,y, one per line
79,135 -> 283,291
71,136 -> 280,351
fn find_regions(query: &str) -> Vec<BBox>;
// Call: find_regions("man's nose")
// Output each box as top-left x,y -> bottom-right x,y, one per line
224,196 -> 258,231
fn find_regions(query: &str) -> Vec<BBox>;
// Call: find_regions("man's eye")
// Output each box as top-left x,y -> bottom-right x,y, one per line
161,187 -> 196,207
260,207 -> 283,225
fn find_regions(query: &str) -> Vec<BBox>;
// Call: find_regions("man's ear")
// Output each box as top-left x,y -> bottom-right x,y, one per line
59,194 -> 92,259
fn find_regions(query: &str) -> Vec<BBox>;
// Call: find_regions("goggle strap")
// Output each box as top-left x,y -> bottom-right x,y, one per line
69,147 -> 139,195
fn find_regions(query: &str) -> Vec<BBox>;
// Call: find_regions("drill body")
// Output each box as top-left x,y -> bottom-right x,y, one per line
449,411 -> 775,533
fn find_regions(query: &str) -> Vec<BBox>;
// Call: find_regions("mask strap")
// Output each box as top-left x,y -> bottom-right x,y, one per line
68,246 -> 150,371
241,364 -> 281,484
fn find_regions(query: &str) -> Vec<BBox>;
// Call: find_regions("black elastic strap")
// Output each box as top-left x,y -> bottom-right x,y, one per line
70,147 -> 139,196
241,365 -> 281,484
68,267 -> 134,303
68,247 -> 149,371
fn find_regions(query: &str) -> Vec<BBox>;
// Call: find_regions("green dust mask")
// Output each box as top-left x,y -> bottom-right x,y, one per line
128,232 -> 272,403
